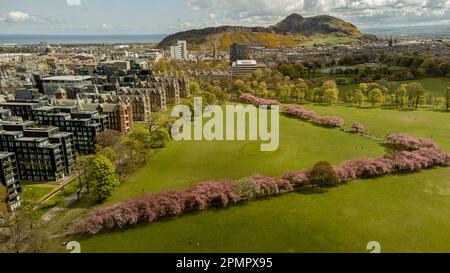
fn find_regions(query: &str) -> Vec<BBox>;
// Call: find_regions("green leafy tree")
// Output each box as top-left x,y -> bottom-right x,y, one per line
128,128 -> 152,149
309,161 -> 338,187
311,87 -> 321,102
368,88 -> 383,107
211,85 -> 227,104
406,82 -> 426,109
395,85 -> 407,108
352,89 -> 365,105
89,155 -> 119,201
189,81 -> 200,95
200,91 -> 217,106
256,82 -> 268,97
233,79 -> 249,96
252,69 -> 264,80
278,84 -> 291,101
128,128 -> 152,163
358,83 -> 369,97
439,62 -> 450,76
320,80 -> 338,103
323,88 -> 339,105
151,128 -> 171,148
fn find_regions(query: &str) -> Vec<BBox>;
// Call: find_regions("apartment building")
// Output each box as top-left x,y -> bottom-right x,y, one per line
170,40 -> 188,60
0,101 -> 108,155
0,121 -> 74,182
0,152 -> 21,211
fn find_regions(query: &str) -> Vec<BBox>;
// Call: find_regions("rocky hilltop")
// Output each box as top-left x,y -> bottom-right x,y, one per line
269,13 -> 359,35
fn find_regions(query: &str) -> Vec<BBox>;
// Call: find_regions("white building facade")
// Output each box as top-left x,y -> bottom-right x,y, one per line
170,40 -> 188,60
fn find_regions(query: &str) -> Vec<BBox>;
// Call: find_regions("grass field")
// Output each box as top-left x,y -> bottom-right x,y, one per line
22,184 -> 56,202
62,104 -> 450,253
337,77 -> 450,97
70,167 -> 450,253
302,104 -> 450,150
105,114 -> 384,205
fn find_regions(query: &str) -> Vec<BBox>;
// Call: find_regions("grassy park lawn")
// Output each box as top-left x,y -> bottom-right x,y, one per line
70,167 -> 450,253
21,184 -> 56,202
105,114 -> 385,204
302,104 -> 450,150
337,77 -> 450,97
62,105 -> 450,253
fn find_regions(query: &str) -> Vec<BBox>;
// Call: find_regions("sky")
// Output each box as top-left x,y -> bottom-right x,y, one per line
0,0 -> 450,34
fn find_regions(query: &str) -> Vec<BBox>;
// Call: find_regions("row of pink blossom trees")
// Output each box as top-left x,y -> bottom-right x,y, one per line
75,133 -> 449,236
240,93 -> 359,130
283,105 -> 345,128
239,93 -> 280,106
76,176 -> 293,235
386,133 -> 438,150
285,147 -> 449,185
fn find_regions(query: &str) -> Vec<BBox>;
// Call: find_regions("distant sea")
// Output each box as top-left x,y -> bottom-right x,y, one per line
361,24 -> 450,37
0,34 -> 168,45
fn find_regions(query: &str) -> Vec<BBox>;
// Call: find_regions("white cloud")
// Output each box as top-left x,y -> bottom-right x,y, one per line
185,0 -> 450,27
101,23 -> 113,30
0,17 -> 4,23
7,11 -> 33,22
66,0 -> 82,6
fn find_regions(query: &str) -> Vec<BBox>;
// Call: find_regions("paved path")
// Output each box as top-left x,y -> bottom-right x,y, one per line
41,189 -> 85,222
35,174 -> 78,209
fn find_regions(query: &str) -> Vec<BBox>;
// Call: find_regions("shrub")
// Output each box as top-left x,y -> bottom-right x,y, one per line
232,178 -> 261,201
239,93 -> 280,106
386,133 -> 438,150
352,123 -> 366,134
309,161 -> 339,187
282,171 -> 310,187
41,197 -> 62,209
251,175 -> 294,196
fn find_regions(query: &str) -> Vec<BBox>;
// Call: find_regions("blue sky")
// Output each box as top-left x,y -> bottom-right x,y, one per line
1,0 -> 450,34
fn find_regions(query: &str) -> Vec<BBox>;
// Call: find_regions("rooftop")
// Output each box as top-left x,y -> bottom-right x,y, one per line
42,75 -> 92,82
235,60 -> 257,65
0,152 -> 15,160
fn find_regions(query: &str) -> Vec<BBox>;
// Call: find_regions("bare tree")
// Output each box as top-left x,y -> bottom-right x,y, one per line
75,154 -> 93,199
0,202 -> 49,253
446,87 -> 450,111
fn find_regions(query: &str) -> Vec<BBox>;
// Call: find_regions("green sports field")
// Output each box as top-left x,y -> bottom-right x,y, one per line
62,104 -> 450,253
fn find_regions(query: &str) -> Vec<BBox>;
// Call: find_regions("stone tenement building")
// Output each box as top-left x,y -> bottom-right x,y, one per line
98,91 -> 152,122
159,78 -> 180,103
152,74 -> 191,98
185,70 -> 231,83
83,76 -> 190,123
118,85 -> 167,113
80,102 -> 133,134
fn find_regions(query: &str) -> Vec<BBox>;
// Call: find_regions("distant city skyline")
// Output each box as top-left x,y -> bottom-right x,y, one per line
0,0 -> 450,35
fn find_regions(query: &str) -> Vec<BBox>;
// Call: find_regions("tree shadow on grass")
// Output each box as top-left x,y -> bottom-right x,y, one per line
429,108 -> 450,113
295,186 -> 329,195
67,194 -> 101,209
